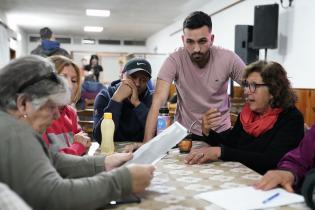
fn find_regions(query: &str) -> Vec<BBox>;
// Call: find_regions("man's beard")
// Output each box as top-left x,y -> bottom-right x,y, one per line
190,50 -> 210,68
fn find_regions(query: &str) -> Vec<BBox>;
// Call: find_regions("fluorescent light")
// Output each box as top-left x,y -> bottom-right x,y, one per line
86,9 -> 110,17
84,26 -> 103,32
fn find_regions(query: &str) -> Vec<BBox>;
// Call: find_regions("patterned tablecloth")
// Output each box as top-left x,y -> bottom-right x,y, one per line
106,142 -> 309,210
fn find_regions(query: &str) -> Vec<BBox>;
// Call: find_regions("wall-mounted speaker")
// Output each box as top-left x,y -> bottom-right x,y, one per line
235,25 -> 259,64
253,4 -> 279,49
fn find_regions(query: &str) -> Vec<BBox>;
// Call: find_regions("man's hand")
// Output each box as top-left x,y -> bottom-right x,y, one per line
254,170 -> 295,192
123,143 -> 143,153
127,164 -> 155,193
123,79 -> 140,107
202,108 -> 222,136
104,153 -> 133,171
74,132 -> 91,148
184,146 -> 221,165
112,81 -> 132,103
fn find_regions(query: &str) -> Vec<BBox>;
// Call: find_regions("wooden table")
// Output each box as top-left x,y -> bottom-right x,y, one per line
107,142 -> 308,210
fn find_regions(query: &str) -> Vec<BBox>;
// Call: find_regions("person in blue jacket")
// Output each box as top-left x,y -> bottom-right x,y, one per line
93,58 -> 153,143
31,27 -> 70,58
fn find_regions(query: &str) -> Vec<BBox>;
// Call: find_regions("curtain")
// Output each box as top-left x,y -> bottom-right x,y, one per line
0,24 -> 10,68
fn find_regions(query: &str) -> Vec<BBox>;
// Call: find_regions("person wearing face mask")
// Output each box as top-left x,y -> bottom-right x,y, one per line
0,55 -> 155,210
184,61 -> 304,175
93,58 -> 153,143
42,55 -> 91,156
142,11 -> 245,147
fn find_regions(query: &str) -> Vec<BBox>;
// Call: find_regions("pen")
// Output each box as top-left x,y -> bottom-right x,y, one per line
262,192 -> 280,204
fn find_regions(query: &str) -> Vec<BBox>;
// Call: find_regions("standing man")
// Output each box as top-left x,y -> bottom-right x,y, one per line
144,11 -> 245,141
31,27 -> 70,58
93,58 -> 153,143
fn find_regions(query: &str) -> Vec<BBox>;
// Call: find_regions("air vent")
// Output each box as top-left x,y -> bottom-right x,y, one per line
82,38 -> 95,44
98,39 -> 121,45
123,40 -> 146,46
29,36 -> 40,42
55,37 -> 71,44
29,36 -> 71,44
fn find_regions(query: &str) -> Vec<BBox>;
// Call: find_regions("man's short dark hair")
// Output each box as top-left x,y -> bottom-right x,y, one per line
183,11 -> 212,32
39,27 -> 53,40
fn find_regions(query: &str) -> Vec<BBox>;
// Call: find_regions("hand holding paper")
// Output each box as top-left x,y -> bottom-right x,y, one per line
124,122 -> 187,165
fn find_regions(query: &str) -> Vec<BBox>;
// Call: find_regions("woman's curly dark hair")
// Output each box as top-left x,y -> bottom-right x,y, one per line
243,60 -> 297,109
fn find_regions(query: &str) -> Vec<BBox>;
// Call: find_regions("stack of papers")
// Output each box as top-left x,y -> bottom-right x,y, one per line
196,186 -> 304,210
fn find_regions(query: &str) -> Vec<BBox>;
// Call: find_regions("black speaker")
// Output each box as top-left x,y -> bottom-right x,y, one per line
235,25 -> 259,64
253,4 -> 279,49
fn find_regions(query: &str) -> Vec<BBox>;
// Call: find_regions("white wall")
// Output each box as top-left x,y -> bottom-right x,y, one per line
0,8 -> 28,59
0,24 -> 9,68
27,41 -> 148,56
147,0 -> 315,88
0,9 -> 7,23
11,28 -> 28,57
0,9 -> 10,68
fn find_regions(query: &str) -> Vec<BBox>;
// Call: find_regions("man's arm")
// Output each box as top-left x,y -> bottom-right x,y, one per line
93,90 -> 111,143
143,79 -> 171,142
230,52 -> 246,84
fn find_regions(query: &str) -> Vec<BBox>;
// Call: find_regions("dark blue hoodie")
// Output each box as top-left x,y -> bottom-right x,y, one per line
93,80 -> 153,143
31,40 -> 70,58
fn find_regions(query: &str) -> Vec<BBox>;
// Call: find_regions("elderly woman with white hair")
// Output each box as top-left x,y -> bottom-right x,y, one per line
0,55 -> 154,210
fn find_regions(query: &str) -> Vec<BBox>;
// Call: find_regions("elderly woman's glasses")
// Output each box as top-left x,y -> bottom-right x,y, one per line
241,80 -> 268,93
17,72 -> 59,93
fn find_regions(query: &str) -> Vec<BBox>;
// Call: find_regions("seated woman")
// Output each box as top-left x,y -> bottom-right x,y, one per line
0,55 -> 154,210
185,60 -> 304,174
255,124 -> 315,192
43,55 -> 90,156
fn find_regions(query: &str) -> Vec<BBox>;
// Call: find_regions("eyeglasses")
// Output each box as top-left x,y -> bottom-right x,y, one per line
17,72 -> 59,93
241,80 -> 268,93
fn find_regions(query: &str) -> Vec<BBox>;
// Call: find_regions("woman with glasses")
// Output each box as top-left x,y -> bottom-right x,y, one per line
185,60 -> 304,174
0,55 -> 154,210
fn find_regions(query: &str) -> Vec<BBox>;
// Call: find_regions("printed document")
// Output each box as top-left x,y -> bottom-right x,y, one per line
124,121 -> 187,165
196,186 -> 304,210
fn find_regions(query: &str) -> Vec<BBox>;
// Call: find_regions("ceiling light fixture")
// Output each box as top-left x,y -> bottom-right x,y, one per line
84,26 -> 103,32
86,9 -> 110,17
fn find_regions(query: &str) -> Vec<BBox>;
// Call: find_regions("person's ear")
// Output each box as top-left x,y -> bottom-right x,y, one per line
181,35 -> 185,45
16,95 -> 28,116
210,34 -> 215,44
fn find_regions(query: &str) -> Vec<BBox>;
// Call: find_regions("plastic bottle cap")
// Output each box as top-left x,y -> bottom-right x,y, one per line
103,112 -> 112,119
159,107 -> 169,114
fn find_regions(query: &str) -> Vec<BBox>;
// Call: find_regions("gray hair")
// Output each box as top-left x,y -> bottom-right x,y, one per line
0,55 -> 71,111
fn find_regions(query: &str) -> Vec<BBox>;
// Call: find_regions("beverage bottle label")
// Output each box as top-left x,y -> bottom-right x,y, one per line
157,115 -> 170,135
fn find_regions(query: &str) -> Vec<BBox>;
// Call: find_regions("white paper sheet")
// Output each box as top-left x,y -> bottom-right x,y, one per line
124,121 -> 187,165
196,186 -> 304,210
87,142 -> 100,156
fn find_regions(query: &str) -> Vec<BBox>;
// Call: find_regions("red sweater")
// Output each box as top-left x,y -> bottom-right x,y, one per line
43,105 -> 86,156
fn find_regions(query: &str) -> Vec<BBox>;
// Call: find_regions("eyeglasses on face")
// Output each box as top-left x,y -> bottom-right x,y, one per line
241,80 -> 268,93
